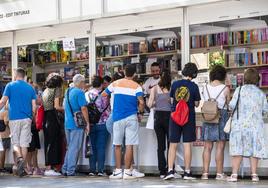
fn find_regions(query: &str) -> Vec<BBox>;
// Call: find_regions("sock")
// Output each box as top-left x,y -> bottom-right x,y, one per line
168,168 -> 173,172
115,168 -> 122,173
185,169 -> 190,173
124,169 -> 132,174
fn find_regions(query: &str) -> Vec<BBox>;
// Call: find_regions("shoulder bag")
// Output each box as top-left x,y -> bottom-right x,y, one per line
224,86 -> 242,133
67,88 -> 87,128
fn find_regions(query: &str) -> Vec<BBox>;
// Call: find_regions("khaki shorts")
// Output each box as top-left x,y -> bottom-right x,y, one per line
9,118 -> 32,147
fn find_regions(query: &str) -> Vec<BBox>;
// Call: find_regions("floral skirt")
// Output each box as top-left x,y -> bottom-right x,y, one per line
201,109 -> 229,142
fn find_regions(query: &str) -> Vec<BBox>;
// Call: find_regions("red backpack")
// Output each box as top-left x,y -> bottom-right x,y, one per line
171,99 -> 189,126
171,86 -> 190,126
36,105 -> 44,130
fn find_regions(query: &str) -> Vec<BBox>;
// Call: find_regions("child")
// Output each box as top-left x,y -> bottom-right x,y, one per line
0,105 -> 10,174
164,63 -> 201,180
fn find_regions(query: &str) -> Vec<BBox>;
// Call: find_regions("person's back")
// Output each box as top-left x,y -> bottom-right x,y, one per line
4,80 -> 36,120
110,78 -> 143,122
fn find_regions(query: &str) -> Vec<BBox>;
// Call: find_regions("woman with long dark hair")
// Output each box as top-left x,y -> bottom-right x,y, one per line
147,70 -> 171,178
42,73 -> 64,176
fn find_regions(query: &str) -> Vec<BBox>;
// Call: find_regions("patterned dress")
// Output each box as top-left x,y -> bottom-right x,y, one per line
229,85 -> 268,159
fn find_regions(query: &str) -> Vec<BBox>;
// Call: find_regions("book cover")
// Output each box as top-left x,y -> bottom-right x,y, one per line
244,31 -> 248,44
247,31 -> 251,44
158,39 -> 164,51
257,51 -> 262,65
252,51 -> 258,65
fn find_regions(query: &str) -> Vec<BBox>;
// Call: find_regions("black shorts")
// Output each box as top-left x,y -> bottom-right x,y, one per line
1,138 -> 11,150
28,125 -> 41,152
169,117 -> 196,143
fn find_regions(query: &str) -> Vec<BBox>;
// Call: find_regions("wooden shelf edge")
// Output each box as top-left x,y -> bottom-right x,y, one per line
190,41 -> 268,53
226,64 -> 268,70
96,50 -> 180,61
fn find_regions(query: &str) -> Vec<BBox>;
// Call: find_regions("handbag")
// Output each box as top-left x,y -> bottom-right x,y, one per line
201,85 -> 226,124
85,134 -> 93,158
0,120 -> 6,132
67,88 -> 87,128
146,108 -> 154,130
224,86 -> 242,134
36,105 -> 44,131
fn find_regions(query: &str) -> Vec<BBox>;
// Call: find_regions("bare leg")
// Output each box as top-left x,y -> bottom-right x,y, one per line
231,156 -> 243,174
183,143 -> 192,171
13,146 -> 22,159
215,141 -> 225,174
167,143 -> 178,170
250,157 -> 259,175
26,151 -> 33,169
21,147 -> 28,161
0,150 -> 6,169
125,145 -> 133,169
115,145 -> 122,169
202,141 -> 213,174
32,150 -> 39,168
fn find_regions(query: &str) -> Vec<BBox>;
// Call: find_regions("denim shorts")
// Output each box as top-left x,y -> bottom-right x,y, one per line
113,114 -> 139,146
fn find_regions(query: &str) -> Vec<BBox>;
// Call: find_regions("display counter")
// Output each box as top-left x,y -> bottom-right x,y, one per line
3,114 -> 268,176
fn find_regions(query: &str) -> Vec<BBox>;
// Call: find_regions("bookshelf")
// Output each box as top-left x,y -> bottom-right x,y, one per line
97,50 -> 180,61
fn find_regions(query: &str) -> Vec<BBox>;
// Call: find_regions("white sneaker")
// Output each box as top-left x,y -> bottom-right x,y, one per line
160,175 -> 165,179
44,170 -> 61,176
109,169 -> 123,179
174,172 -> 182,179
132,169 -> 145,178
123,169 -> 137,180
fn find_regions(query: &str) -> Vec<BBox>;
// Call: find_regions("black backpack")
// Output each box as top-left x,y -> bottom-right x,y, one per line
87,92 -> 109,124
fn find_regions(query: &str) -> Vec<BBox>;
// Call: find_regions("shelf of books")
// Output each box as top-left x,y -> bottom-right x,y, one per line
0,47 -> 12,88
18,38 -> 90,84
190,27 -> 268,91
96,37 -> 181,80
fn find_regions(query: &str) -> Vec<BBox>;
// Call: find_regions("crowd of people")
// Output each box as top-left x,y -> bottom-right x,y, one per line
0,62 -> 267,182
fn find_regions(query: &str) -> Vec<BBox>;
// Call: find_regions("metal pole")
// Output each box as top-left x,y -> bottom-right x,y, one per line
181,7 -> 190,68
12,31 -> 18,79
89,21 -> 96,83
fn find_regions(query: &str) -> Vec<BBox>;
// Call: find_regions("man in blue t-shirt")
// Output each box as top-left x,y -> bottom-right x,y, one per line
164,63 -> 201,181
62,74 -> 90,176
0,68 -> 36,177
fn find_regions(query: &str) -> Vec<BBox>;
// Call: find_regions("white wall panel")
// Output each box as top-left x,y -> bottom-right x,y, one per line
0,0 -> 58,32
82,0 -> 102,19
0,32 -> 13,48
188,0 -> 268,25
61,0 -> 80,20
94,9 -> 183,36
15,21 -> 90,45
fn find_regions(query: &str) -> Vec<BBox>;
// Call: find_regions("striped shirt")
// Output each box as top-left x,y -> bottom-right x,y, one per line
105,78 -> 143,122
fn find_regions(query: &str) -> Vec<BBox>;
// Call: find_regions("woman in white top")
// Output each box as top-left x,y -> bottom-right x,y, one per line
201,65 -> 230,180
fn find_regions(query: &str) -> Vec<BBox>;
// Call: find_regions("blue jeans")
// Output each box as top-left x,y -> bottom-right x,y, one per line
89,123 -> 109,173
62,128 -> 84,176
106,114 -> 115,166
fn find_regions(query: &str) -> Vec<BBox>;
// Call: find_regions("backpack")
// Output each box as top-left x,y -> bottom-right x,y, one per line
87,92 -> 109,124
201,85 -> 226,124
171,87 -> 190,126
171,99 -> 189,126
36,105 -> 44,130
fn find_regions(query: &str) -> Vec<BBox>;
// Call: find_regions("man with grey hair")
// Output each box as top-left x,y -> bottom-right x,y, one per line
62,74 -> 90,176
0,67 -> 36,177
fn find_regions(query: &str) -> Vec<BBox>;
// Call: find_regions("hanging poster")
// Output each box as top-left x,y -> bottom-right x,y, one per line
63,38 -> 76,51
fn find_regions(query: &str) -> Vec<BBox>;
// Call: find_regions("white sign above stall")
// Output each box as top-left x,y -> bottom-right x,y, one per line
63,38 -> 76,51
0,0 -> 58,32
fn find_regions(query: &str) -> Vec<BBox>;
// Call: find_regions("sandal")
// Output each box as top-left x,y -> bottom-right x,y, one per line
216,173 -> 227,180
227,174 -> 238,182
201,173 -> 209,180
252,174 -> 259,182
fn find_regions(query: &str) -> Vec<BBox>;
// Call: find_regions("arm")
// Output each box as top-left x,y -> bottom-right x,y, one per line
225,87 -> 231,104
138,96 -> 145,113
194,84 -> 201,108
229,87 -> 239,110
32,99 -> 37,116
54,97 -> 64,112
81,106 -> 90,134
0,96 -> 8,111
147,86 -> 156,108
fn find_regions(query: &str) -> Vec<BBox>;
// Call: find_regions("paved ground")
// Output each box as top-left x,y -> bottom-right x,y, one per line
1,175 -> 268,188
